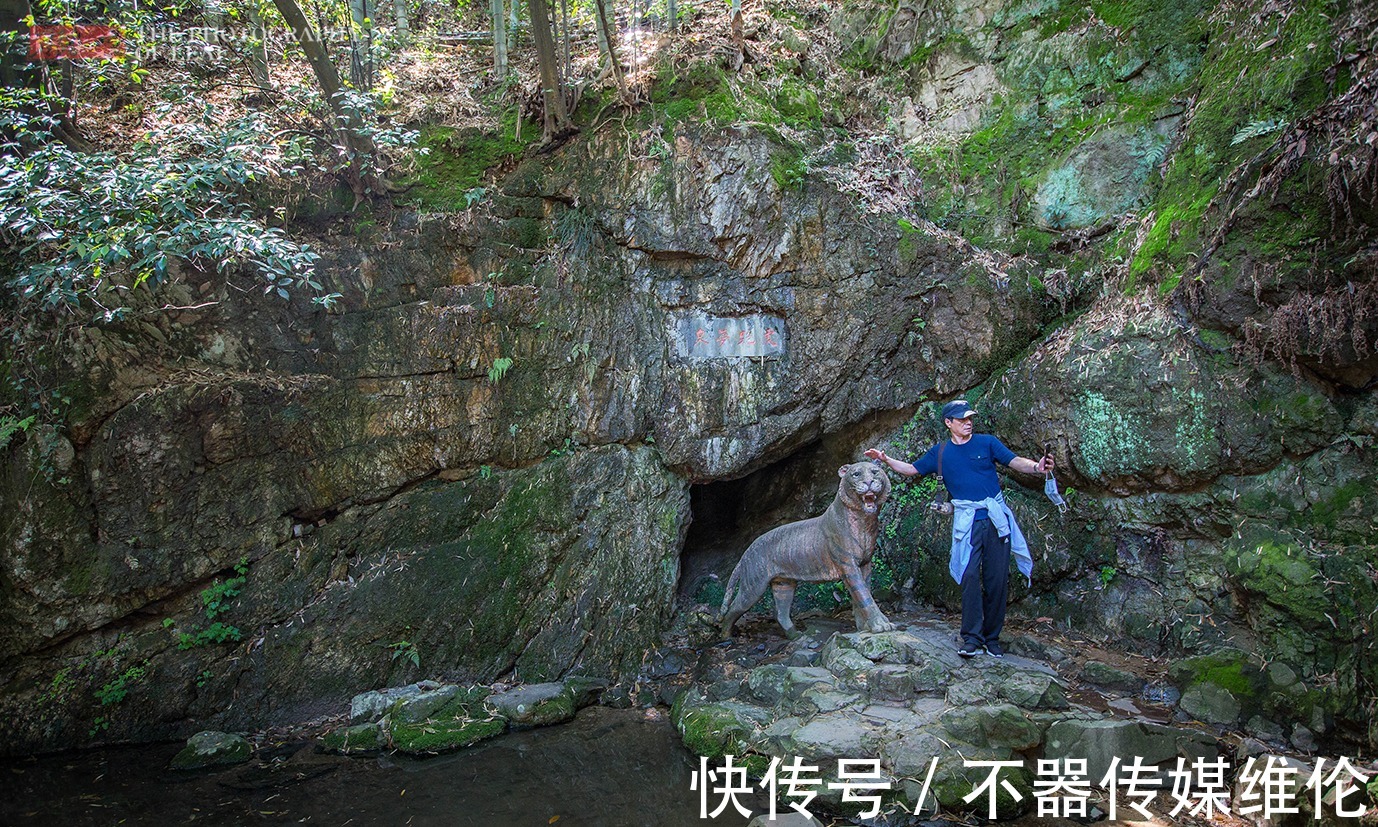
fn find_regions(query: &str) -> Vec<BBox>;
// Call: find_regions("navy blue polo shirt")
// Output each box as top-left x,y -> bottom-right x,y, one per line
912,434 -> 1016,520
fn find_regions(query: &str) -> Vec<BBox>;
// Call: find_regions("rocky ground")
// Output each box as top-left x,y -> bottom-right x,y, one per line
203,601 -> 1368,825
658,606 -> 1377,823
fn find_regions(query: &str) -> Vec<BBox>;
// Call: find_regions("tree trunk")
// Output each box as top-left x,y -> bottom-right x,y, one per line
526,0 -> 572,142
491,0 -> 507,79
269,0 -> 380,190
593,0 -> 627,101
246,2 -> 270,89
394,0 -> 410,43
667,0 -> 676,34
347,0 -> 373,90
730,0 -> 744,71
559,0 -> 570,86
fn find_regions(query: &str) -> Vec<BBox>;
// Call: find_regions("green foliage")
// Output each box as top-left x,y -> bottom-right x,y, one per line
171,559 -> 248,648
1152,0 -> 1335,235
95,664 -> 147,706
652,58 -> 831,134
1230,118 -> 1289,146
906,0 -> 1219,247
0,414 -> 34,449
774,80 -> 822,127
488,356 -> 514,384
1097,565 -> 1117,587
389,639 -> 421,669
398,106 -> 535,211
769,147 -> 808,192
202,557 -> 249,620
1127,189 -> 1215,291
554,208 -> 598,261
882,474 -> 942,541
177,622 -> 243,649
34,667 -> 74,710
896,217 -> 925,265
0,89 -> 336,315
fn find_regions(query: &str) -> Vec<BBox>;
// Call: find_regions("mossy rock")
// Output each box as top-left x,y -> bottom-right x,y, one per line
486,682 -> 576,728
169,731 -> 252,770
398,115 -> 537,212
775,80 -> 821,126
671,693 -> 758,759
929,752 -> 1033,819
386,685 -> 507,755
998,672 -> 1068,710
1179,682 -> 1242,725
320,722 -> 385,754
387,716 -> 507,755
1079,661 -> 1144,693
562,675 -> 609,709
1168,650 -> 1266,713
390,685 -> 461,724
939,703 -> 1042,751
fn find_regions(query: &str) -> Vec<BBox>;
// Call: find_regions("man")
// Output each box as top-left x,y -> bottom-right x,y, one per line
865,400 -> 1053,658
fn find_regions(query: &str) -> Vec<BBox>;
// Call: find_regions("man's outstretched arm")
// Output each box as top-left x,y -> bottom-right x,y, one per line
1007,454 -> 1055,475
864,447 -> 918,476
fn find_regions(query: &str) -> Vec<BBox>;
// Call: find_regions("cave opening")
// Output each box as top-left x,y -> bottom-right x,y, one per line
676,413 -> 914,607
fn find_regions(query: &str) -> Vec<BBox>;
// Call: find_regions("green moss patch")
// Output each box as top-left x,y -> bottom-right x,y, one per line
321,722 -> 385,754
1169,650 -> 1262,699
398,107 -> 537,212
671,694 -> 755,759
387,686 -> 507,755
388,716 -> 506,754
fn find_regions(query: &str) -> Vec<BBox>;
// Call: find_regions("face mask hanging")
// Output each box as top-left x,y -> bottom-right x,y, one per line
1044,471 -> 1067,513
1038,442 -> 1067,513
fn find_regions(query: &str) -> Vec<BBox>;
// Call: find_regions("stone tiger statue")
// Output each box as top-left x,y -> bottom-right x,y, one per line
720,461 -> 894,639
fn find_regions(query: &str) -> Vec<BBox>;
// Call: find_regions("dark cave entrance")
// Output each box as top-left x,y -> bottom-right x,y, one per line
677,412 -> 913,607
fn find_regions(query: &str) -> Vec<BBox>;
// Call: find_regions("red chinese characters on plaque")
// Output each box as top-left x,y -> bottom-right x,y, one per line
676,314 -> 787,359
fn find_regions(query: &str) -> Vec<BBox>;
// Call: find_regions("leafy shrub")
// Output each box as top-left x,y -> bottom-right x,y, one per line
0,88 -> 331,315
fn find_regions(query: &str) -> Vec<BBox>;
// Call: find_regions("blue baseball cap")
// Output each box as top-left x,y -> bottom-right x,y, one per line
941,400 -> 977,420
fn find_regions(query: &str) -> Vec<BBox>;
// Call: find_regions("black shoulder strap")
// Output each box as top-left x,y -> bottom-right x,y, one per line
935,441 -> 949,505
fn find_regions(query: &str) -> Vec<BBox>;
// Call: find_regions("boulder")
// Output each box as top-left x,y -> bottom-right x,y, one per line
170,731 -> 252,770
998,672 -> 1068,710
387,686 -> 506,754
784,715 -> 875,762
939,704 -> 1042,751
391,685 -> 461,724
350,681 -> 440,724
672,694 -> 763,759
1180,682 -> 1242,725
319,722 -> 384,754
1044,719 -> 1216,782
1079,661 -> 1144,693
946,678 -> 998,706
487,683 -> 576,728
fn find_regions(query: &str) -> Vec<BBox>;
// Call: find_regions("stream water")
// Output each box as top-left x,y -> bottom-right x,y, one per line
1,706 -> 768,826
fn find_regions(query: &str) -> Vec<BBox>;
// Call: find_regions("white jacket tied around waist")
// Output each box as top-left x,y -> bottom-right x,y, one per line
948,492 -> 1033,585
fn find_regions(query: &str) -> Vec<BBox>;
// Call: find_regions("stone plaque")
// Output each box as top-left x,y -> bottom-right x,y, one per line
675,314 -> 787,359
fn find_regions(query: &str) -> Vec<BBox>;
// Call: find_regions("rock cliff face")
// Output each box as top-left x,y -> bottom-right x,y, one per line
0,127 -> 1049,753
2,0 -> 1375,756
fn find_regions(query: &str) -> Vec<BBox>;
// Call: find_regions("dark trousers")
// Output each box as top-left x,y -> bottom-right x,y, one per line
960,517 -> 1011,647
